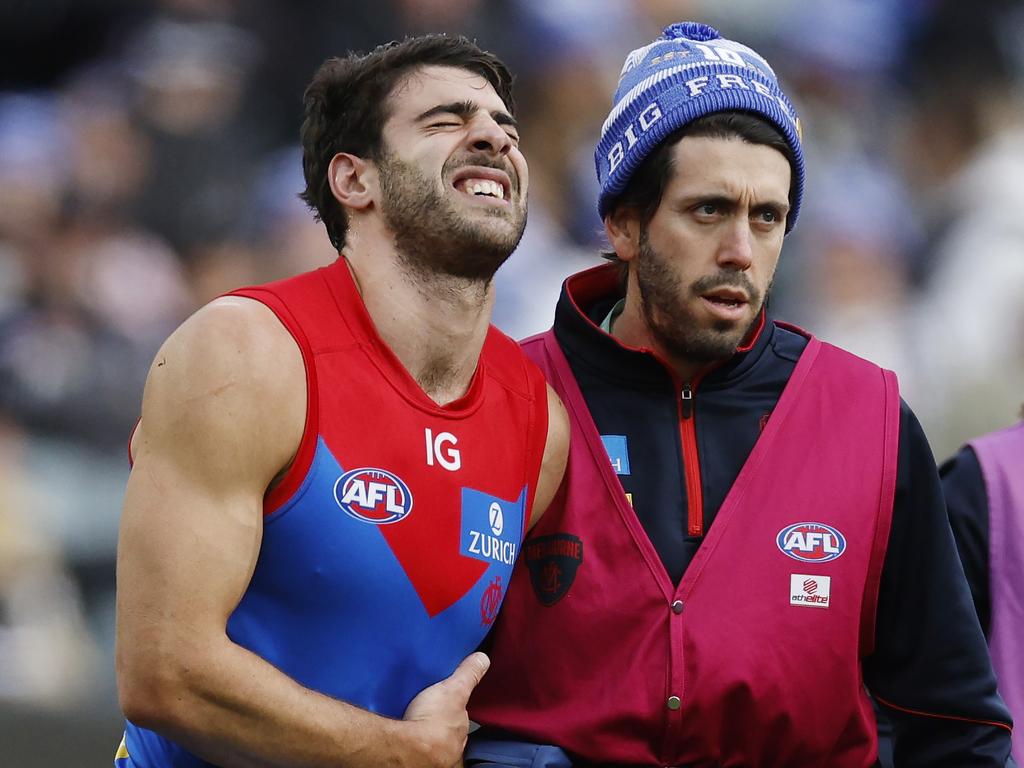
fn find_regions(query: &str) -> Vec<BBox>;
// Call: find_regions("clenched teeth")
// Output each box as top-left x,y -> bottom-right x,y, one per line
456,178 -> 505,200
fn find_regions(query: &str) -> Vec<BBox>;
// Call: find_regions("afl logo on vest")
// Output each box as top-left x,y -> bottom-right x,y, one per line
333,468 -> 413,525
776,522 -> 846,563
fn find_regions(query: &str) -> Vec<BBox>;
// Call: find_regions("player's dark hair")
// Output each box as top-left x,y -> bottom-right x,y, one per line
300,34 -> 515,251
601,111 -> 794,284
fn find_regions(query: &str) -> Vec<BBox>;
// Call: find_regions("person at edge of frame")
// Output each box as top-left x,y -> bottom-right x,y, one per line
941,405 -> 1024,765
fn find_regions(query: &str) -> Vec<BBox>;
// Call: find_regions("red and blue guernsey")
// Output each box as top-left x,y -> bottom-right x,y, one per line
118,258 -> 550,767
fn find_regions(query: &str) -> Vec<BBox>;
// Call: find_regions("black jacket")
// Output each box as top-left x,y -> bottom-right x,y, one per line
941,445 -> 992,634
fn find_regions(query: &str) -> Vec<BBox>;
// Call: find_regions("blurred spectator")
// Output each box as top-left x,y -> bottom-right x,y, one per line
0,0 -> 145,90
899,0 -> 1024,455
488,0 -> 666,338
783,155 -> 923,398
0,416 -> 100,707
120,9 -> 266,257
243,145 -> 338,284
0,93 -> 70,242
498,0 -> 654,247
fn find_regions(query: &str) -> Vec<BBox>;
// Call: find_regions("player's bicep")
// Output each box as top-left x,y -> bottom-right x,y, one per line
118,430 -> 265,639
117,299 -> 304,662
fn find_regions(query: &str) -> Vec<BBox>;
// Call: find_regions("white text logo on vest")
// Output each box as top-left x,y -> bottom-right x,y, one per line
425,428 -> 461,471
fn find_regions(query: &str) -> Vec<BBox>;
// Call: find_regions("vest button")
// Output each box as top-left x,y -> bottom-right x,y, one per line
671,599 -> 684,614
667,695 -> 681,710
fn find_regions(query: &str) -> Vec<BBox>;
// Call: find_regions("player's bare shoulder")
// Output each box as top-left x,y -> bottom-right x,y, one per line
133,296 -> 306,487
528,383 -> 570,529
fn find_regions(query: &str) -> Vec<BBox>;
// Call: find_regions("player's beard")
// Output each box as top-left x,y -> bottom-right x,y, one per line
635,226 -> 768,365
377,149 -> 526,283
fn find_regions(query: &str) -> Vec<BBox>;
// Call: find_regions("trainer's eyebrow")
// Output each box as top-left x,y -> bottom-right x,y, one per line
416,100 -> 518,130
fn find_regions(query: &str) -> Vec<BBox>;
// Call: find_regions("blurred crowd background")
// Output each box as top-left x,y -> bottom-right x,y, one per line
2,0 -> 1023,762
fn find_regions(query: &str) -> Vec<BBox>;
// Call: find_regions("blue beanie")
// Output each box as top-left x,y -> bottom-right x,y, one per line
595,22 -> 805,232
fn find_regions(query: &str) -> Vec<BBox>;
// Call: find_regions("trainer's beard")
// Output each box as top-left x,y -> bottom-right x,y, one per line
377,150 -> 526,283
635,227 -> 766,365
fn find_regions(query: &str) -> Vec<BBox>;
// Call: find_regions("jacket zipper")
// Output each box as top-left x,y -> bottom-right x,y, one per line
679,379 -> 704,537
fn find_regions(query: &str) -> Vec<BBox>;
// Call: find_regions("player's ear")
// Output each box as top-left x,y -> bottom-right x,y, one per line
328,153 -> 377,211
604,206 -> 642,263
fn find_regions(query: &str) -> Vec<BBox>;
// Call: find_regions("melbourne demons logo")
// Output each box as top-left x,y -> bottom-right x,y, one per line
333,468 -> 413,525
480,576 -> 503,626
777,522 -> 846,563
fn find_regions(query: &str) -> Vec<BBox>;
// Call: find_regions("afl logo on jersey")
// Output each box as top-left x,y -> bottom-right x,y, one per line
334,468 -> 413,525
777,522 -> 846,563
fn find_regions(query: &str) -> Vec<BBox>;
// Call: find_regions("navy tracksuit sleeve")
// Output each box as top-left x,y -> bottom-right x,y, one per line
940,445 -> 991,635
863,402 -> 1012,766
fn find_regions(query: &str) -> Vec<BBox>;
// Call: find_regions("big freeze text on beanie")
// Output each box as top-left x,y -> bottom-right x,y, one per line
596,22 -> 805,231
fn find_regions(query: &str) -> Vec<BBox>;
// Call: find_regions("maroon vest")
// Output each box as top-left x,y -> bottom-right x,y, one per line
969,421 -> 1024,762
470,327 -> 899,767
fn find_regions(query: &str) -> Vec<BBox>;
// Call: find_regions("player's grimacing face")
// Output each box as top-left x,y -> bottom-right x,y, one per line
376,65 -> 528,281
629,136 -> 790,364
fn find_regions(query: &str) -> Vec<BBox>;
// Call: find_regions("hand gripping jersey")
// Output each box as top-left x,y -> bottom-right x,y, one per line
117,258 -> 550,767
470,327 -> 899,767
969,422 -> 1024,761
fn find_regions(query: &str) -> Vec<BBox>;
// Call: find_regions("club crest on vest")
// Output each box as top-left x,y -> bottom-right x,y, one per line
525,533 -> 584,606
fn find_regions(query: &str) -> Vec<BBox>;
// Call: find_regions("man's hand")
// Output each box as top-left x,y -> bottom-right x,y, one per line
401,652 -> 490,767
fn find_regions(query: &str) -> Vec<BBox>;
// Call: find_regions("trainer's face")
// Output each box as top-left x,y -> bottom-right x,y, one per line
618,135 -> 790,366
377,65 -> 528,281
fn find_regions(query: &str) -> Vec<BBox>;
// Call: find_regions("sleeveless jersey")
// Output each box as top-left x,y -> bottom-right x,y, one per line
118,258 -> 550,767
469,327 -> 899,767
969,421 -> 1024,762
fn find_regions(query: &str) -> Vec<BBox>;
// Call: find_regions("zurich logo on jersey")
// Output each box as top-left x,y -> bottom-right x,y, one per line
460,487 -> 524,567
334,468 -> 413,525
776,522 -> 846,563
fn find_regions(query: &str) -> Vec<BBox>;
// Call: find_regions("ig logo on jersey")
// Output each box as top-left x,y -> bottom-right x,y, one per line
777,522 -> 846,563
334,468 -> 413,525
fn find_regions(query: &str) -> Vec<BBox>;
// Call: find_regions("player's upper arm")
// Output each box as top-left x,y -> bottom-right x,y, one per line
527,383 -> 569,529
116,297 -> 305,717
